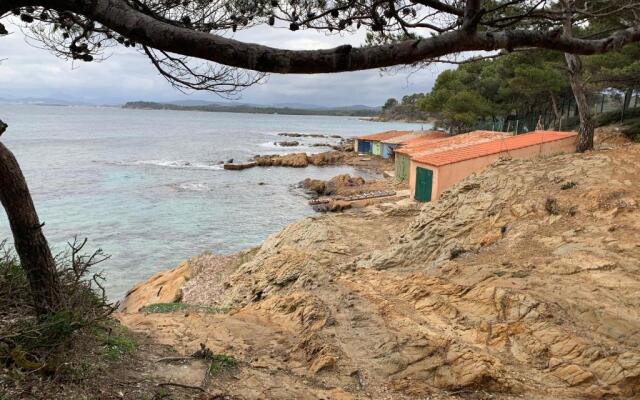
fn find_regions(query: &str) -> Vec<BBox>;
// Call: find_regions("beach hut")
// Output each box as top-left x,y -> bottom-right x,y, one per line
410,130 -> 578,202
394,131 -> 507,182
354,138 -> 372,153
379,131 -> 446,159
354,130 -> 413,155
372,141 -> 383,156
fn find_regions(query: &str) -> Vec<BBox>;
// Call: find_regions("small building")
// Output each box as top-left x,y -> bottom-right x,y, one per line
395,131 -> 508,183
379,131 -> 447,159
354,130 -> 413,155
409,130 -> 578,202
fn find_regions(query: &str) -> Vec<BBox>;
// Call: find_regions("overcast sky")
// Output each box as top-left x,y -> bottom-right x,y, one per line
0,20 -> 453,107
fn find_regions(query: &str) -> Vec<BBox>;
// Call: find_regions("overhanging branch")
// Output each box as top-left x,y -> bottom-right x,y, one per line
24,0 -> 640,75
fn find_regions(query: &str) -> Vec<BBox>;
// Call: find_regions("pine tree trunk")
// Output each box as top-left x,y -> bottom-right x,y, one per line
622,88 -> 633,122
0,133 -> 63,315
564,53 -> 594,152
549,93 -> 562,130
561,2 -> 594,153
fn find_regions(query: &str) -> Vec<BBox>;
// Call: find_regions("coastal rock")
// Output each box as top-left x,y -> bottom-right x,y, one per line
325,174 -> 365,195
308,151 -> 344,166
278,132 -> 326,138
255,153 -> 309,167
301,178 -> 326,195
274,140 -> 300,147
301,174 -> 366,197
327,200 -> 351,212
120,138 -> 640,398
120,261 -> 191,313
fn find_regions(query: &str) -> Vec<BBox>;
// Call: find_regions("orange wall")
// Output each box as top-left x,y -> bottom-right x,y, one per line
409,136 -> 577,201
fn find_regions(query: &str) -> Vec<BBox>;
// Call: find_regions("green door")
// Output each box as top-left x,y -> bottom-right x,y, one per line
372,141 -> 382,156
394,156 -> 402,181
395,155 -> 410,182
415,167 -> 433,202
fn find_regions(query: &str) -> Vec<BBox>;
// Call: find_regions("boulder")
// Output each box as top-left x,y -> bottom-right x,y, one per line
308,151 -> 344,166
255,153 -> 309,167
301,178 -> 327,195
275,141 -> 300,147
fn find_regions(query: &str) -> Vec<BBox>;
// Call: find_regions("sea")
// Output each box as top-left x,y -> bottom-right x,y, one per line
0,104 -> 429,299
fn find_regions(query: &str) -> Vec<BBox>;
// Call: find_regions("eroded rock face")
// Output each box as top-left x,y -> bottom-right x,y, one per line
301,174 -> 366,197
120,144 -> 640,399
120,261 -> 191,313
254,152 -> 309,167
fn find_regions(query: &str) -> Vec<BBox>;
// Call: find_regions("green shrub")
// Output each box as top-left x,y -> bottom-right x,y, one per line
208,354 -> 237,374
98,328 -> 137,361
621,118 -> 640,142
141,302 -> 228,314
0,239 -> 117,373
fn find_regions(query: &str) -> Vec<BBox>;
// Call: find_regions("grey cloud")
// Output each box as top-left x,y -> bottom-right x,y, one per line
0,20 -> 450,106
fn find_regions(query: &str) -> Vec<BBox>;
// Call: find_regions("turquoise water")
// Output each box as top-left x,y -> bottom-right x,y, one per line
0,105 -> 429,299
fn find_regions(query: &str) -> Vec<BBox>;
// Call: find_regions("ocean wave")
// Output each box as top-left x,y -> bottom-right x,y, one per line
111,160 -> 224,170
171,182 -> 212,192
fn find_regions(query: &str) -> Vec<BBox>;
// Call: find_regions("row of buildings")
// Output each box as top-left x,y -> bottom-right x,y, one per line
355,129 -> 578,202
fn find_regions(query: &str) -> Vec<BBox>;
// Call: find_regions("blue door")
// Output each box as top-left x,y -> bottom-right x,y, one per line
358,140 -> 371,153
382,144 -> 394,159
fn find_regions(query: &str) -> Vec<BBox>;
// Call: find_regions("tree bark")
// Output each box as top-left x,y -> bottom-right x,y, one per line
564,53 -> 595,152
0,133 -> 62,315
622,87 -> 633,121
562,1 -> 594,153
550,93 -> 562,129
30,0 -> 640,75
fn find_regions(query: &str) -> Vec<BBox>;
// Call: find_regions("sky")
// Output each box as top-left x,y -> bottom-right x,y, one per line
0,19 -> 453,107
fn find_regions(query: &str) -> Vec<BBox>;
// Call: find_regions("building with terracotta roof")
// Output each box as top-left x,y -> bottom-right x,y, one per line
354,130 -> 412,155
395,131 -> 507,183
379,130 -> 447,159
410,130 -> 578,202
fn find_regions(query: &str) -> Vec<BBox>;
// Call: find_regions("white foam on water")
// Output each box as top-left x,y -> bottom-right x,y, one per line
113,160 -> 224,170
173,182 -> 212,192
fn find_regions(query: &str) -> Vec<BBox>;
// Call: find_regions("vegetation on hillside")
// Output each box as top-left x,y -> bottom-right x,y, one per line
123,101 -> 381,117
378,94 -> 433,122
384,44 -> 640,136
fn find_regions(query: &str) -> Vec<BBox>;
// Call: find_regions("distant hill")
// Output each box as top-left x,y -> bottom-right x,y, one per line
123,101 -> 381,117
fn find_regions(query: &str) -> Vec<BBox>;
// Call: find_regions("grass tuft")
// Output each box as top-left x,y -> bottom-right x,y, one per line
208,354 -> 237,374
141,303 -> 228,314
97,327 -> 137,361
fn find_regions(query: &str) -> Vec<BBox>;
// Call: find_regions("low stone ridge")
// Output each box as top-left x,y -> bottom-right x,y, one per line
253,151 -> 346,168
274,140 -> 300,147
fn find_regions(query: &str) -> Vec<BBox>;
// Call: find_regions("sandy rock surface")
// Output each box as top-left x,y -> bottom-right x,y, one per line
119,137 -> 640,399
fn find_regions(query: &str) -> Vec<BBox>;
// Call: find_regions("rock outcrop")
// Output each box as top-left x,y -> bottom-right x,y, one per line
120,142 -> 640,399
253,151 -> 346,168
301,174 -> 366,196
254,152 -> 309,167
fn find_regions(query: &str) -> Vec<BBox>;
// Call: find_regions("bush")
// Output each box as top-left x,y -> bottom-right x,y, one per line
622,118 -> 640,142
0,238 -> 117,374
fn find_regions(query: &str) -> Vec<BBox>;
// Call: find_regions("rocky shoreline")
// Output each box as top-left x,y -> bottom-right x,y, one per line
117,128 -> 640,399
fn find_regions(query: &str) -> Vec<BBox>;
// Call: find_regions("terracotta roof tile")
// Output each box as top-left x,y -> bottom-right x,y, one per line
413,131 -> 577,166
396,131 -> 507,156
382,131 -> 448,145
356,130 -> 413,141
